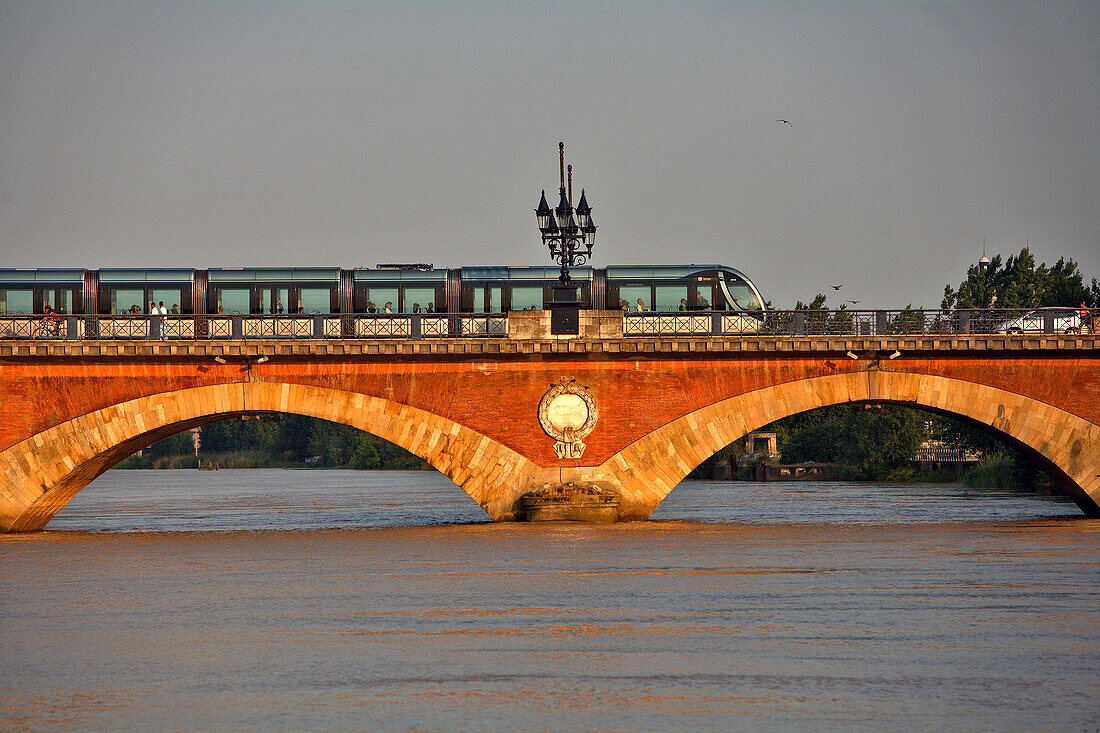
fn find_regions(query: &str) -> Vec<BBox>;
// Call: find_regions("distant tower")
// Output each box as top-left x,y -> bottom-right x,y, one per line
978,239 -> 990,272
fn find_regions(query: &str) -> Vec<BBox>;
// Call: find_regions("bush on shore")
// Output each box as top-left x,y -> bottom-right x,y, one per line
961,450 -> 1051,492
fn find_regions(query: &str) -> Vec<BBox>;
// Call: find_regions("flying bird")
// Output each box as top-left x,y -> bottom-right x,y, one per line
831,284 -> 843,290
846,300 -> 860,305
776,119 -> 792,126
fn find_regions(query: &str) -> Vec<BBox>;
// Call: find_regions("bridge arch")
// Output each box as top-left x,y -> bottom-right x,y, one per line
0,382 -> 541,532
600,370 -> 1100,519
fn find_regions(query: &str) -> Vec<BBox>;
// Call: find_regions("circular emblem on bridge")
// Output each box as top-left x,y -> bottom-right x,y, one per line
538,378 -> 598,459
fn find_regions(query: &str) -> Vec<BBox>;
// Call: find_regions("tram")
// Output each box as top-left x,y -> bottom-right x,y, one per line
0,265 -> 766,317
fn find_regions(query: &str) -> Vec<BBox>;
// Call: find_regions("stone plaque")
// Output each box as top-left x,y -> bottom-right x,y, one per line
538,378 -> 598,459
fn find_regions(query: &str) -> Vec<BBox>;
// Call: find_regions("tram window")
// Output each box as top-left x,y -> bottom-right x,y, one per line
216,288 -> 250,315
272,288 -> 288,314
655,285 -> 688,312
259,287 -> 291,314
0,288 -> 33,315
487,286 -> 503,313
510,286 -> 543,311
110,288 -> 145,314
39,287 -> 77,314
298,288 -> 331,314
366,287 -> 394,314
402,287 -> 436,314
616,284 -> 651,312
691,281 -> 715,310
58,288 -> 76,314
150,288 -> 183,314
361,287 -> 397,314
471,287 -> 485,313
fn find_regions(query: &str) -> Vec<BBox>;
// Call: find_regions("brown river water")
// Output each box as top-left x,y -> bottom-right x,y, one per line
1,470 -> 1098,731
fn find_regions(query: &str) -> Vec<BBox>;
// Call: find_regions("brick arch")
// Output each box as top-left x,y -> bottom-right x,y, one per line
0,382 -> 543,532
599,370 -> 1100,519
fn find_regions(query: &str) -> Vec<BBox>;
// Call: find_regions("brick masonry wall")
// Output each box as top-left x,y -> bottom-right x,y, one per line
2,351 -> 1097,466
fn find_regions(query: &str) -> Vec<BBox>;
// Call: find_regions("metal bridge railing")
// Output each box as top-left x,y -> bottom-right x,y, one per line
623,308 -> 1095,337
0,309 -> 1093,340
0,313 -> 511,340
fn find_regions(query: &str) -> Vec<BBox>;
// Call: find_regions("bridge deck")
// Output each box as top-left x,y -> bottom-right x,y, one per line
2,334 -> 1097,358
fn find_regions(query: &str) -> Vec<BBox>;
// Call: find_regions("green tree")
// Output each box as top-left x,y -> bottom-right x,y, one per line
795,294 -> 828,310
1039,258 -> 1091,307
778,405 -> 926,478
942,255 -> 1001,309
349,435 -> 383,469
942,247 -> 1091,309
145,430 -> 194,460
997,248 -> 1043,307
793,293 -> 830,334
307,420 -> 365,466
200,418 -> 276,454
927,414 -> 1002,454
273,414 -> 313,461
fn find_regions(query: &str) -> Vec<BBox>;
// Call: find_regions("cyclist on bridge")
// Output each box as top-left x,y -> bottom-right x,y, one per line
41,304 -> 63,337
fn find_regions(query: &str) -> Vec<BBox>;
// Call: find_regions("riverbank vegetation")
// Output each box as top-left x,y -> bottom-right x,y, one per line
118,416 -> 423,471
691,405 -> 1055,492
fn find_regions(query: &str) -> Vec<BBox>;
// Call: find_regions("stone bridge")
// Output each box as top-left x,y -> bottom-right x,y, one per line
1,326 -> 1097,530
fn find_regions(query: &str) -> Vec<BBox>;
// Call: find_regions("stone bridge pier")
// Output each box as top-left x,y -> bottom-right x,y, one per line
0,333 -> 1097,531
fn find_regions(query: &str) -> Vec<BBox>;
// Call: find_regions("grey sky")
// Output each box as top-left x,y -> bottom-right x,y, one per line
2,1 -> 1097,308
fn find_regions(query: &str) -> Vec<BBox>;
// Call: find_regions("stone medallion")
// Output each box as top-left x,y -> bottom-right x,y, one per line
538,378 -> 598,459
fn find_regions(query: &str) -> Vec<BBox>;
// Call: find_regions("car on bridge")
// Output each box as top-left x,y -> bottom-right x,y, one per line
993,307 -> 1091,335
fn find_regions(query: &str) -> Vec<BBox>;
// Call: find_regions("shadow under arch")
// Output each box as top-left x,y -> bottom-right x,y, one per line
600,370 -> 1100,519
0,382 -> 540,532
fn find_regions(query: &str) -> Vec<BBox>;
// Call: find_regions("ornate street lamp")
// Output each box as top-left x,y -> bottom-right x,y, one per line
536,142 -> 596,285
535,142 -> 597,335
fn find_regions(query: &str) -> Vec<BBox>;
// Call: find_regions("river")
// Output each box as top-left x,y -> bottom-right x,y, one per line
1,470 -> 1097,731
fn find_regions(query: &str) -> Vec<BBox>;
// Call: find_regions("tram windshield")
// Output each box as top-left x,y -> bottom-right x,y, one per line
717,270 -> 763,311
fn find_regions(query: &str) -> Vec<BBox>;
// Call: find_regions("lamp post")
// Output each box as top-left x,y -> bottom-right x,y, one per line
535,143 -> 596,335
535,142 -> 596,285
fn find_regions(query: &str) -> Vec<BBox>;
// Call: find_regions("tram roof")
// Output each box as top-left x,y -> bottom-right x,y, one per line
605,264 -> 754,281
459,266 -> 592,281
354,269 -> 446,282
207,268 -> 341,282
99,268 -> 194,282
0,268 -> 85,283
